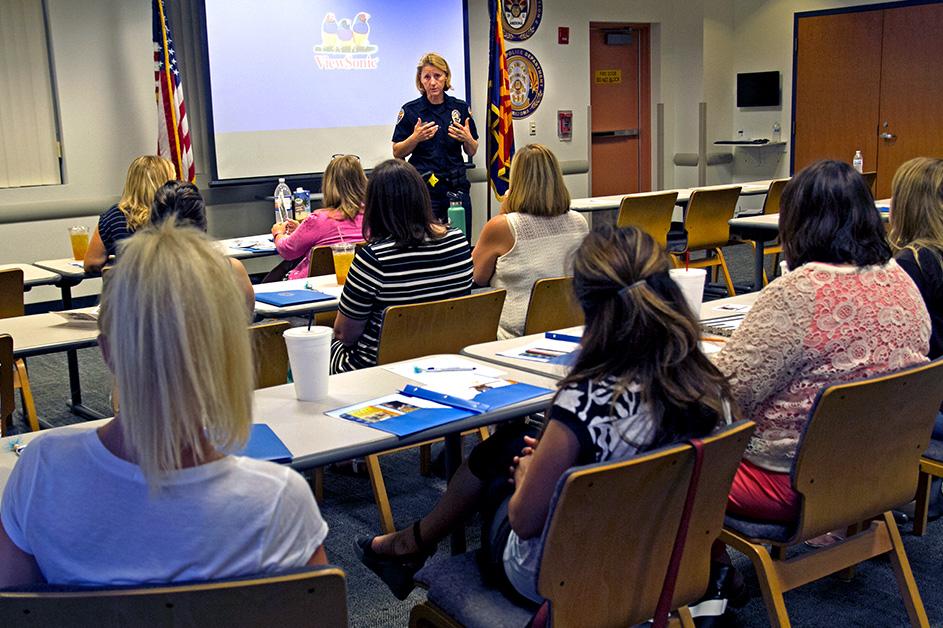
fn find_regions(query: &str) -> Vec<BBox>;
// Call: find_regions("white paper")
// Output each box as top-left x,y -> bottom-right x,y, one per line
497,338 -> 579,364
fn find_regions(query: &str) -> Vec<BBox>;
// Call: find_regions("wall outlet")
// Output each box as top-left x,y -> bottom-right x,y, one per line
529,121 -> 537,136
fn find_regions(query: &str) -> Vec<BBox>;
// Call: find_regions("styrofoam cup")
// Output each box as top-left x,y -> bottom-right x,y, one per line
669,268 -> 707,315
283,326 -> 332,401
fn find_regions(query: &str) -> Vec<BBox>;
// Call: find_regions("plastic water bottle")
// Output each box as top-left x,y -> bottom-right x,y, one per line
772,122 -> 782,143
447,195 -> 466,236
853,151 -> 864,174
274,177 -> 292,222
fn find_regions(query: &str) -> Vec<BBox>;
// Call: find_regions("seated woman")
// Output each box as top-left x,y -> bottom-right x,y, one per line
330,159 -> 473,374
357,225 -> 734,602
714,160 -> 930,525
272,155 -> 367,280
150,181 -> 255,314
84,155 -> 175,273
0,222 -> 328,587
888,156 -> 943,516
472,144 -> 588,338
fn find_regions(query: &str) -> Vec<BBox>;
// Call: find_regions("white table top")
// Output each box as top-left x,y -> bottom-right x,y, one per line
253,274 -> 344,317
32,258 -> 89,279
0,308 -> 100,357
730,201 -> 890,232
0,263 -> 60,288
217,234 -> 279,260
0,355 -> 557,496
570,179 -> 777,213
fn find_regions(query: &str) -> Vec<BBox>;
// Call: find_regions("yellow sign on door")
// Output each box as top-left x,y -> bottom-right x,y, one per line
594,69 -> 622,84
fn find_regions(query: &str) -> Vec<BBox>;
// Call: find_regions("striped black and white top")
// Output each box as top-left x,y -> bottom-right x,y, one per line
331,228 -> 473,372
97,205 -> 132,256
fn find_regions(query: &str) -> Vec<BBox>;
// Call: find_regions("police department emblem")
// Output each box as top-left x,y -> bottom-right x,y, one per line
451,109 -> 462,125
502,0 -> 542,41
505,49 -> 544,119
397,109 -> 404,123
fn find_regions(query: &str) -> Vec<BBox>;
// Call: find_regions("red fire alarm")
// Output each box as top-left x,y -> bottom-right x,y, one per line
558,27 -> 569,45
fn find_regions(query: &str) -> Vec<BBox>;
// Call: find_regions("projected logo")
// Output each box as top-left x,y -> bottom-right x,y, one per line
506,49 -> 543,119
313,11 -> 379,70
502,0 -> 542,41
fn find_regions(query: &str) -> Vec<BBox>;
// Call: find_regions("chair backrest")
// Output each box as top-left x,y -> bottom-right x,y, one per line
761,178 -> 790,215
249,320 -> 291,389
374,290 -> 506,365
0,335 -> 14,435
537,420 -> 754,626
307,242 -> 366,278
684,187 -> 742,251
791,359 -> 943,541
616,191 -> 680,249
522,277 -> 583,336
861,170 -> 877,194
0,268 -> 25,319
0,567 -> 348,628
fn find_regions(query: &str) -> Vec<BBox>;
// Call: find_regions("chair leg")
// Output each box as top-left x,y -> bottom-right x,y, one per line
409,601 -> 463,628
914,470 -> 931,536
478,426 -> 490,441
309,467 -> 324,505
676,605 -> 696,628
366,454 -> 396,534
715,249 -> 737,296
881,511 -> 930,627
419,444 -> 433,477
13,359 -> 39,433
721,531 -> 791,627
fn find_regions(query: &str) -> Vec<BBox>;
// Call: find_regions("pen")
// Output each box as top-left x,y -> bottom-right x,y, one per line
544,332 -> 582,343
413,366 -> 477,373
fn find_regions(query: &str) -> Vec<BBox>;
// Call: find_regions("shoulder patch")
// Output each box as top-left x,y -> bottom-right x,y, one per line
467,107 -> 472,118
396,109 -> 404,123
451,109 -> 461,125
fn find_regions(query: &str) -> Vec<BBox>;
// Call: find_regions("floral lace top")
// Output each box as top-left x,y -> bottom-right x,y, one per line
713,260 -> 930,473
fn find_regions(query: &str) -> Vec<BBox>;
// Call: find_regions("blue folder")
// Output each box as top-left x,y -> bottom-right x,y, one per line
239,424 -> 292,463
342,382 -> 552,437
255,289 -> 335,307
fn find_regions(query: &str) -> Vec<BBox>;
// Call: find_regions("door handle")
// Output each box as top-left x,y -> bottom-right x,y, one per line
591,128 -> 640,138
879,132 -> 896,140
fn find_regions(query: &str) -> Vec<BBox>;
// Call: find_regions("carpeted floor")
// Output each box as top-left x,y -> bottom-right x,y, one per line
6,243 -> 942,627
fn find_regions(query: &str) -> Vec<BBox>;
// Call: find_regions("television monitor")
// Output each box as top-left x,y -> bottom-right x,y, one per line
737,71 -> 780,108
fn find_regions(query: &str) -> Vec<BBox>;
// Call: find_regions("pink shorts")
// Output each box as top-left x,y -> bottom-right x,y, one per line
727,459 -> 800,523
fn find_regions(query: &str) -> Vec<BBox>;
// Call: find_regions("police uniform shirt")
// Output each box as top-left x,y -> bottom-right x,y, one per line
392,94 -> 478,181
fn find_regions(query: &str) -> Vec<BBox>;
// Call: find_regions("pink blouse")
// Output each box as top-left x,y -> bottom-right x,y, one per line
275,209 -> 365,280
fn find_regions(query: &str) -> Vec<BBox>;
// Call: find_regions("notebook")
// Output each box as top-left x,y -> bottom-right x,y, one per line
239,423 -> 292,463
255,289 -> 335,307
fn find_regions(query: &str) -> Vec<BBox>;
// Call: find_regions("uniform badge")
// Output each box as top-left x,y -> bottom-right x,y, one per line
451,109 -> 462,125
396,109 -> 404,123
428,173 -> 439,187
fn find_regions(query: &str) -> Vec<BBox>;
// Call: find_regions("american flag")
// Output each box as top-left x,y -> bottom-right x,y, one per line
153,0 -> 195,183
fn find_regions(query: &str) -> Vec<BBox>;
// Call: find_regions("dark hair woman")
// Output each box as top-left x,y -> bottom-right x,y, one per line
356,225 -> 734,603
330,159 -> 473,373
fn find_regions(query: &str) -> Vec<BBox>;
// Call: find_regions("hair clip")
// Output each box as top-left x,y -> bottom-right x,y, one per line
619,280 -> 646,297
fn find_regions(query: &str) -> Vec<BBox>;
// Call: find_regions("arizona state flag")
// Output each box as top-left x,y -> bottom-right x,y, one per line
487,0 -> 515,197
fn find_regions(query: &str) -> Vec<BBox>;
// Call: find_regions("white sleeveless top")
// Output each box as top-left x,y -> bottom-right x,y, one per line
491,211 -> 589,339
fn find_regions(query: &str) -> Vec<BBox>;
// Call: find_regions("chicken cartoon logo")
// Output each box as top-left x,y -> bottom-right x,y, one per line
314,9 -> 378,69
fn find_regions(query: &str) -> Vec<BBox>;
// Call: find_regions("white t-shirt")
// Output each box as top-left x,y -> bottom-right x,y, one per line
1,428 -> 328,586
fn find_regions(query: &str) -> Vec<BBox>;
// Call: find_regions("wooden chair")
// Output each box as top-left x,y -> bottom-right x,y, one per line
616,191 -> 680,250
522,277 -> 583,336
249,320 -> 291,390
0,269 -> 38,434
409,420 -> 755,628
1,334 -> 14,436
861,170 -> 877,194
672,187 -> 742,296
913,439 -> 943,536
368,290 -> 507,533
308,242 -> 365,327
720,360 -> 943,628
760,178 -> 790,283
0,566 -> 348,628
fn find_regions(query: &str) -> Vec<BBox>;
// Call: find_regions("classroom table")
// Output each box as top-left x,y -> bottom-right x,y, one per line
728,199 -> 891,290
0,354 -> 556,553
217,234 -> 280,260
253,275 -> 344,318
461,294 -> 761,379
0,263 -> 60,290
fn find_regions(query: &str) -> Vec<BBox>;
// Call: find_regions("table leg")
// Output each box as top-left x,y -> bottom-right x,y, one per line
443,432 -> 467,555
59,281 -> 107,421
753,240 -> 766,292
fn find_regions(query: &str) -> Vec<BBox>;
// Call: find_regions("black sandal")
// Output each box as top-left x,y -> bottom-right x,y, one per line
355,521 -> 435,600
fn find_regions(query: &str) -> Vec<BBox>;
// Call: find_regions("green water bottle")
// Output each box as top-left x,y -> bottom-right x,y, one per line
447,194 -> 466,237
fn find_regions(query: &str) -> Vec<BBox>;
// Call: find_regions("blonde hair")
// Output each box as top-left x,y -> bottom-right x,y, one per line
98,221 -> 254,487
415,52 -> 452,93
322,155 -> 367,220
504,144 -> 571,217
118,156 -> 176,231
889,157 -> 943,269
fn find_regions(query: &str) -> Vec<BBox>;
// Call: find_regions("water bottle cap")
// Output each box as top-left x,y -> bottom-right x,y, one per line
296,187 -> 304,192
278,177 -> 286,183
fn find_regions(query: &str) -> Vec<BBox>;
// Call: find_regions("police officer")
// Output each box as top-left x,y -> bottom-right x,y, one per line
392,52 -> 478,228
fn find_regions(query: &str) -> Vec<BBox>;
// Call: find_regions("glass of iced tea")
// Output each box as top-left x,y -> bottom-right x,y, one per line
331,242 -> 355,285
68,226 -> 90,261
